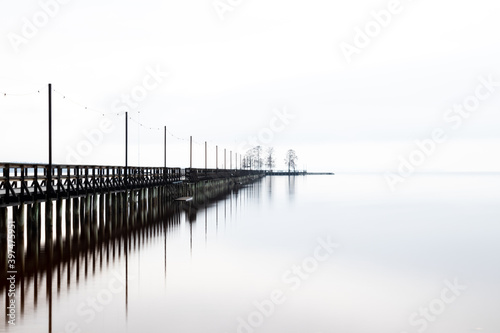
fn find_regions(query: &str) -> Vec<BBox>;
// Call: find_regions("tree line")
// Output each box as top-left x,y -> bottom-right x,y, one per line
241,146 -> 298,172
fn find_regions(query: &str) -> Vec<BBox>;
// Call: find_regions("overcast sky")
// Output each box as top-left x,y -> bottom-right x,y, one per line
1,0 -> 499,173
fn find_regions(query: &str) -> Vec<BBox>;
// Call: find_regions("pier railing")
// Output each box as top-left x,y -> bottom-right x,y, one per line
0,163 -> 264,207
0,163 -> 183,207
184,168 -> 263,182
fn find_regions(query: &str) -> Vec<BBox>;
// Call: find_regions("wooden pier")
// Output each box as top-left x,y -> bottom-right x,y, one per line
0,162 -> 264,285
265,170 -> 334,176
0,163 -> 263,207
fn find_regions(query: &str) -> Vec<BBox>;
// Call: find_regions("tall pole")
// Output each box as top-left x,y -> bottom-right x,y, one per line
137,111 -> 140,167
125,112 -> 128,184
190,136 -> 192,168
240,155 -> 242,170
224,149 -> 226,169
205,141 -> 207,169
48,83 -> 52,194
230,151 -> 232,169
164,126 -> 166,168
216,146 -> 218,170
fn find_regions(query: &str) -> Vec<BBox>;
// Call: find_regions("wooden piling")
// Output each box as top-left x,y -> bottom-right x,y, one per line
129,191 -> 135,228
117,192 -> 123,232
0,207 -> 7,273
84,195 -> 91,243
34,203 -> 41,268
45,201 -> 53,258
72,198 -> 80,241
56,199 -> 63,254
99,194 -> 105,239
147,188 -> 151,223
92,194 -> 98,240
112,193 -> 118,233
14,205 -> 25,274
124,191 -> 129,229
65,199 -> 72,244
106,193 -> 112,236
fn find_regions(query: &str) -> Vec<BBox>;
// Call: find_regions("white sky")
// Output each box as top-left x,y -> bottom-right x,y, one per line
1,0 -> 500,172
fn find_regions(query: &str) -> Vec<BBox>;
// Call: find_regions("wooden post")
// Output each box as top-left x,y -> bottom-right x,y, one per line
190,136 -> 193,168
205,141 -> 207,169
224,149 -> 226,169
131,190 -> 136,227
123,191 -> 128,228
48,83 -> 52,197
79,197 -> 85,241
72,198 -> 79,240
148,188 -> 153,223
92,194 -> 98,240
56,199 -> 63,253
85,195 -> 91,243
45,201 -> 53,256
125,112 -> 128,186
0,207 -> 7,273
65,199 -> 72,245
107,193 -> 113,235
99,194 -> 104,238
117,192 -> 122,231
216,146 -> 218,170
164,126 -> 167,168
34,203 -> 41,267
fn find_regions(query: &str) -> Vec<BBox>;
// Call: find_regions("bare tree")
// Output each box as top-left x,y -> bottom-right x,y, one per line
242,146 -> 263,170
265,147 -> 275,171
242,150 -> 252,169
284,149 -> 298,172
254,146 -> 263,170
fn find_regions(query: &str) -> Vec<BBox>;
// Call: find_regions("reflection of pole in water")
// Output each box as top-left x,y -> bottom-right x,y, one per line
84,242 -> 89,278
0,173 -> 266,329
125,226 -> 129,318
268,176 -> 273,200
215,201 -> 218,234
46,200 -> 54,333
34,262 -> 39,308
288,175 -> 296,200
204,203 -> 207,247
235,190 -> 238,219
230,192 -> 233,224
92,244 -> 96,277
47,267 -> 53,333
189,217 -> 193,258
164,220 -> 167,285
57,258 -> 61,296
19,276 -> 25,316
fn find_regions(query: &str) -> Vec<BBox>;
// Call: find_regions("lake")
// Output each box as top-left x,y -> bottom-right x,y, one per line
2,173 -> 500,333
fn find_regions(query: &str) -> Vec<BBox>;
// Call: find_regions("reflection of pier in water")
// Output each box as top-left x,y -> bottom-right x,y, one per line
0,173 -> 263,331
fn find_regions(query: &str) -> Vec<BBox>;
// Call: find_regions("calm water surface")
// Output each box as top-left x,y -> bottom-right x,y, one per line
2,174 -> 500,333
